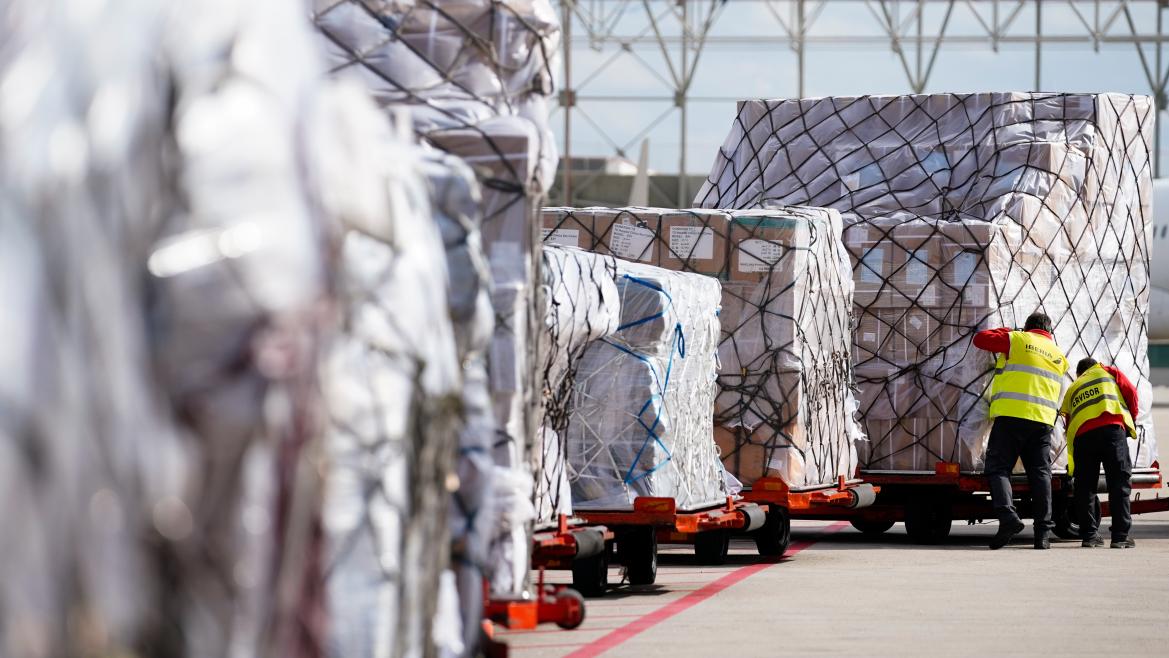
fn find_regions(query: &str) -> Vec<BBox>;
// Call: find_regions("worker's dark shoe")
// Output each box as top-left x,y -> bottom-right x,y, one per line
1034,535 -> 1051,550
989,518 -> 1025,549
1110,538 -> 1136,549
1081,536 -> 1105,548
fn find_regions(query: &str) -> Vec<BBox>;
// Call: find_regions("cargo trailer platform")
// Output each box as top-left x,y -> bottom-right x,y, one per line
794,461 -> 1165,543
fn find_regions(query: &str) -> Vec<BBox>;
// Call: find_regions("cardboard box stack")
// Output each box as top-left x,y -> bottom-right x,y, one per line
696,92 -> 1155,473
543,207 -> 861,488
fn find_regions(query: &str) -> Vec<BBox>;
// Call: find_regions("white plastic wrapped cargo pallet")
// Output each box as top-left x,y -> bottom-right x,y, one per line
564,260 -> 728,510
542,207 -> 862,489
421,150 -> 498,658
536,246 -> 623,521
321,121 -> 493,657
695,92 -> 1156,474
311,0 -> 563,602
0,0 -> 335,655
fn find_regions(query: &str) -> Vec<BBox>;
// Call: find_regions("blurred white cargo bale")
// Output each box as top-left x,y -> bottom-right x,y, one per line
0,0 -> 334,655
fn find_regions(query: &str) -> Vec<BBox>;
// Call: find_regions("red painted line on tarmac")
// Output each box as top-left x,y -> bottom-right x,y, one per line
563,522 -> 849,658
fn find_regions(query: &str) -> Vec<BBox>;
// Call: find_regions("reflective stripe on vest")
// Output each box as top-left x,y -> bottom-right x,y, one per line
987,331 -> 1068,425
1063,365 -> 1136,442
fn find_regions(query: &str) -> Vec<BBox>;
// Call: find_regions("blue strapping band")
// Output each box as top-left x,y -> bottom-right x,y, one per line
602,275 -> 688,486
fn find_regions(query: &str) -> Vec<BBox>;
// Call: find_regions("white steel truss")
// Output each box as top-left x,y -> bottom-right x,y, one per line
558,0 -> 1169,206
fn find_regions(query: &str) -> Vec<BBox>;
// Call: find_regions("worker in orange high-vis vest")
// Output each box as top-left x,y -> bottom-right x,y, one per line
1060,357 -> 1138,549
974,312 -> 1069,550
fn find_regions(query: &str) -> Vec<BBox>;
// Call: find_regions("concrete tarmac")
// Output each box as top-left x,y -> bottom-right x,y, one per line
499,394 -> 1169,657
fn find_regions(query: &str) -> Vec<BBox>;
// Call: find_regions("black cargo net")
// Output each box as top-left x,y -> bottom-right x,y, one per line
694,92 -> 1154,472
541,207 -> 859,489
311,0 -> 557,250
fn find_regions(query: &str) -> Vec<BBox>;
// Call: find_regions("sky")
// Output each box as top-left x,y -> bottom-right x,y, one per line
552,0 -> 1169,177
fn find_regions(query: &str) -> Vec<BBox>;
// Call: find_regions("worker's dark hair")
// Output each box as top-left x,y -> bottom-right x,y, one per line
1077,357 -> 1098,376
1023,311 -> 1052,333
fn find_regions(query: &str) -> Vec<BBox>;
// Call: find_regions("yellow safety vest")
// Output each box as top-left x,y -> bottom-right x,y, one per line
1061,364 -> 1136,442
987,331 -> 1068,426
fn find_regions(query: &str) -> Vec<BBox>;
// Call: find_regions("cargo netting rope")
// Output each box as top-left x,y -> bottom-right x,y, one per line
536,246 -> 621,520
694,92 -> 1155,473
541,209 -> 860,490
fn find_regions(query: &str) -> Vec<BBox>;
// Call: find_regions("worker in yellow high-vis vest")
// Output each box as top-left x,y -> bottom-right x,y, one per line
1060,357 -> 1138,549
973,312 -> 1068,550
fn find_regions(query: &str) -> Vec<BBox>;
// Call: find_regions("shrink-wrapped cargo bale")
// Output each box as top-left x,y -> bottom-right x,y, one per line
543,207 -> 861,488
536,246 -> 622,520
421,150 -> 498,658
564,260 -> 726,510
323,226 -> 460,658
0,0 -> 337,655
696,92 -> 1155,473
322,129 -> 496,658
312,1 -> 562,602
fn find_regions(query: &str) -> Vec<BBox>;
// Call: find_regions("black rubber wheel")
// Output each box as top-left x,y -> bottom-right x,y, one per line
571,549 -> 609,598
754,508 -> 792,556
694,530 -> 731,565
904,498 -> 953,544
554,588 -> 586,630
850,519 -> 896,536
618,527 -> 657,586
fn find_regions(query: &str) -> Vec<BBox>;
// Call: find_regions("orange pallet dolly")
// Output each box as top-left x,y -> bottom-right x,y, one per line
482,566 -> 586,633
481,516 -> 609,641
804,461 -> 1165,544
573,496 -> 770,595
530,515 -> 615,598
740,475 -> 880,554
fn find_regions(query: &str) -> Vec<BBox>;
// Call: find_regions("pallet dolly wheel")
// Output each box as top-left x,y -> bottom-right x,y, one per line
571,549 -> 609,598
904,497 -> 953,544
694,529 -> 731,565
617,526 -> 657,586
849,519 -> 895,536
754,506 -> 791,557
552,588 -> 586,630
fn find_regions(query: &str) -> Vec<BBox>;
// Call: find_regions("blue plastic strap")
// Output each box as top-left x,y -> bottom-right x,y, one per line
615,274 -> 674,331
604,320 -> 687,486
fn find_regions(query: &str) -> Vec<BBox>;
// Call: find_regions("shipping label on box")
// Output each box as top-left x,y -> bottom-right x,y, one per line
660,212 -> 730,275
608,222 -> 656,261
737,239 -> 785,272
542,227 -> 583,248
904,248 -> 931,286
728,214 -> 804,283
858,246 -> 887,284
542,210 -> 594,249
670,226 -> 714,260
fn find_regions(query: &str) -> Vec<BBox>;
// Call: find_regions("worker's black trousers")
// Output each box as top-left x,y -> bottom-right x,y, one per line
1073,424 -> 1133,541
985,416 -> 1053,535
